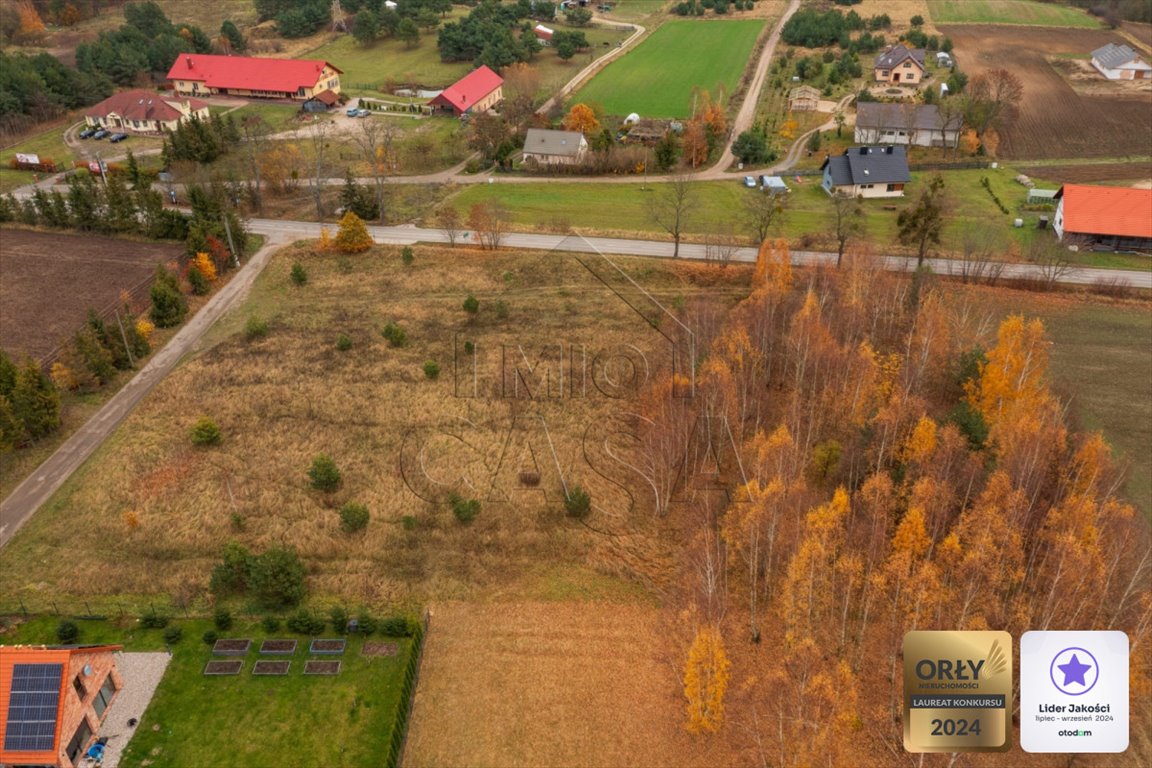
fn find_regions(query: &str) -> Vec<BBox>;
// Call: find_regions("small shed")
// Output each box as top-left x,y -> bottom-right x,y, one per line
302,89 -> 339,113
761,176 -> 790,194
936,52 -> 953,67
788,85 -> 820,112
1026,188 -> 1059,205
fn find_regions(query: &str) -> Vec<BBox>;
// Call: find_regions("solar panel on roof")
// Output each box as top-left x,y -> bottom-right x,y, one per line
3,663 -> 63,752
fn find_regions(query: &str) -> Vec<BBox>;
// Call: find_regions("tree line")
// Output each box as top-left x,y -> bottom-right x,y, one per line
0,49 -> 113,138
76,1 -> 213,86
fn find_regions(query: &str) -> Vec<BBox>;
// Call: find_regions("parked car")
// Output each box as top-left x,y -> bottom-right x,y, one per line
109,133 -> 129,143
743,175 -> 757,188
78,128 -> 96,139
92,129 -> 110,140
346,107 -> 360,117
355,108 -> 371,117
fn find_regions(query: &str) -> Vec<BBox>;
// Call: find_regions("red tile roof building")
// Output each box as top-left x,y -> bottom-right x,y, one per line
430,66 -> 504,116
1054,184 -> 1152,251
85,89 -> 209,134
166,54 -> 342,101
0,645 -> 123,768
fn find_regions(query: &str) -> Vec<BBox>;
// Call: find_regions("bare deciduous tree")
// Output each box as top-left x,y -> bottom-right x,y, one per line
351,118 -> 397,224
467,200 -> 508,250
435,205 -> 462,247
741,188 -> 789,245
648,173 -> 695,258
306,119 -> 331,220
830,192 -> 864,267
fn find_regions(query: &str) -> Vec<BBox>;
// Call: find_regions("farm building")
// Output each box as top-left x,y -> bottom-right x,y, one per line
0,644 -> 123,768
787,85 -> 821,112
534,24 -> 554,45
821,146 -> 910,198
854,103 -> 962,148
85,89 -> 209,134
302,89 -> 340,113
1090,44 -> 1151,80
1053,184 -> 1152,251
874,45 -> 926,85
167,54 -> 342,101
430,66 -> 504,117
522,128 -> 589,166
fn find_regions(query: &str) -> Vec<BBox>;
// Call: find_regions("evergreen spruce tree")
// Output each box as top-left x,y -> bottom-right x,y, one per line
10,359 -> 60,440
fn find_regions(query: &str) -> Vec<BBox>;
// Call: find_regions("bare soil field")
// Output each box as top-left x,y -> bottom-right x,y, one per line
406,601 -> 741,768
1048,56 -> 1152,96
1017,162 -> 1152,184
1123,21 -> 1152,51
0,229 -> 179,362
943,25 -> 1152,159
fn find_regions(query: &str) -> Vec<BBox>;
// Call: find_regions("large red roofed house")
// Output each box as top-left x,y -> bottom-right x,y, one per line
430,66 -> 504,117
166,54 -> 342,101
85,89 -> 209,134
1053,184 -> 1152,252
0,644 -> 123,768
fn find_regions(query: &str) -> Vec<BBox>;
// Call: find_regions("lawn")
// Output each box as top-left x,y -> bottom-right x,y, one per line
223,102 -> 304,134
926,0 -> 1102,28
0,123 -> 76,194
573,19 -> 766,118
0,615 -> 415,768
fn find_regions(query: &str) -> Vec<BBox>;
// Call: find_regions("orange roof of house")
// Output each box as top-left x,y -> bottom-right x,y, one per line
1055,184 -> 1152,239
0,645 -> 122,764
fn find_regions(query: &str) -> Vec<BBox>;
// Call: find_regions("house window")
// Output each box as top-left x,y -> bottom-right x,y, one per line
73,674 -> 86,700
66,718 -> 93,764
93,673 -> 117,720
297,87 -> 306,97
904,61 -> 912,67
887,183 -> 904,192
881,69 -> 889,77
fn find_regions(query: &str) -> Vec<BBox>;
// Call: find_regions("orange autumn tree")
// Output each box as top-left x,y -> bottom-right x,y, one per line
562,103 -> 600,134
752,238 -> 792,292
682,120 -> 709,168
966,314 -> 1050,428
191,252 -> 217,283
335,211 -> 373,254
16,1 -> 46,42
683,624 -> 731,733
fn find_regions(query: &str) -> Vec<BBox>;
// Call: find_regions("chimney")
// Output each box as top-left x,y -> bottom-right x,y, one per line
186,57 -> 192,69
886,146 -> 894,154
859,147 -> 868,155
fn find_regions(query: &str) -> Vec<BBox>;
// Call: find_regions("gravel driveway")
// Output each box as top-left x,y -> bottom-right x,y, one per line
96,652 -> 171,768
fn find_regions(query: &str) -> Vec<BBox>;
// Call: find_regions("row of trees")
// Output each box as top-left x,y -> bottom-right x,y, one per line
661,255 -> 1151,761
0,49 -> 113,137
0,350 -> 60,453
162,112 -> 242,165
254,0 -> 332,38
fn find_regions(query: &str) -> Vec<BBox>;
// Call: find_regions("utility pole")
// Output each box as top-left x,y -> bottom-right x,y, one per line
114,310 -> 135,367
222,210 -> 240,268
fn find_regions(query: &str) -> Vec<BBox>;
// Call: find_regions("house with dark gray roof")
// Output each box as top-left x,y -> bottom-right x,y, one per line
820,146 -> 910,198
1091,43 -> 1151,80
854,103 -> 962,148
874,45 -> 926,85
522,128 -> 589,166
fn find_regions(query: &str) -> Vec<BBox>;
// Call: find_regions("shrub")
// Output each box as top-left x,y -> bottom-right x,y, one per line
214,608 -> 233,631
462,294 -> 479,315
140,610 -> 170,629
290,262 -> 308,286
308,454 -> 342,492
190,416 -> 221,446
287,608 -> 326,635
56,620 -> 79,644
401,246 -> 414,265
150,265 -> 186,327
449,492 -> 480,524
261,616 -> 281,633
210,541 -> 253,596
357,613 -> 377,635
947,401 -> 989,450
340,502 -> 370,533
230,512 -> 245,532
493,300 -> 509,320
564,485 -> 592,519
423,360 -> 440,380
808,439 -> 842,482
380,616 -> 410,637
250,546 -> 308,608
336,334 -> 353,351
245,315 -> 269,340
382,322 -> 408,348
202,630 -> 219,646
330,606 -> 349,634
163,625 -> 183,644
463,341 -> 474,355
188,266 -> 210,296
402,515 -> 418,531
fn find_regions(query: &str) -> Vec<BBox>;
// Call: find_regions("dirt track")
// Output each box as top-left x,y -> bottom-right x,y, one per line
943,25 -> 1152,160
0,230 -> 180,362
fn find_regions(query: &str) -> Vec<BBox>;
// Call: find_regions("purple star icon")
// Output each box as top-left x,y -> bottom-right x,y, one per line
1058,654 -> 1092,687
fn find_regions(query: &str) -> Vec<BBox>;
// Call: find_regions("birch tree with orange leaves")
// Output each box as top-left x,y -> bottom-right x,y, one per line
683,624 -> 731,734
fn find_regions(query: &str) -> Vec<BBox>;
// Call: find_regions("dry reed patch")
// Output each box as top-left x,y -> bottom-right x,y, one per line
0,245 -> 742,605
406,601 -> 742,768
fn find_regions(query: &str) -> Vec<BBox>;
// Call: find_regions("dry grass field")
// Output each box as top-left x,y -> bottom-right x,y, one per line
942,25 -> 1152,159
406,601 -> 741,768
0,243 -> 744,604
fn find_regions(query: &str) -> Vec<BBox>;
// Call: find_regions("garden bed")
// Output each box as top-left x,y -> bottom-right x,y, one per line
212,639 -> 252,655
259,639 -> 298,655
362,642 -> 399,657
304,661 -> 342,675
203,660 -> 243,676
309,638 -> 346,654
252,660 -> 291,675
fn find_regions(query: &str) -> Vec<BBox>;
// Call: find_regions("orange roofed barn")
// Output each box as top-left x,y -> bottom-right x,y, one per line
1053,184 -> 1152,252
0,645 -> 122,768
166,54 -> 342,101
430,66 -> 504,117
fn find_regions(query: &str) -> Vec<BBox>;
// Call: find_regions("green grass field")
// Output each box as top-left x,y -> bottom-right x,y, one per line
0,124 -> 77,194
927,0 -> 1102,28
574,19 -> 765,118
303,27 -> 472,94
0,615 -> 414,768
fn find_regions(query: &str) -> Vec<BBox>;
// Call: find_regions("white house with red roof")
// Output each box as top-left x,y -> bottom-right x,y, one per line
430,66 -> 504,117
85,89 -> 209,134
1053,184 -> 1152,251
166,54 -> 342,101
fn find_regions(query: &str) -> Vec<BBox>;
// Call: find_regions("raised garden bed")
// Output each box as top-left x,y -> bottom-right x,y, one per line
304,660 -> 342,675
212,638 -> 252,656
259,639 -> 298,655
362,642 -> 399,657
309,638 -> 346,655
203,660 -> 244,675
252,660 -> 291,675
